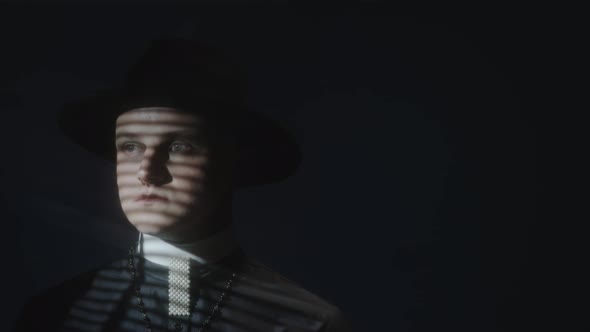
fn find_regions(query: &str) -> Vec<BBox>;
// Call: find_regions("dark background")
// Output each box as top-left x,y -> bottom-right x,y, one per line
0,3 -> 573,332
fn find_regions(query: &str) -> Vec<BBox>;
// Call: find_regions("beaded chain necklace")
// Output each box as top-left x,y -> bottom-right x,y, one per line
128,242 -> 238,332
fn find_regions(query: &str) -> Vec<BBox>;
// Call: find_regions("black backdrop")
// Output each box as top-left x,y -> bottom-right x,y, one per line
0,3 -> 560,331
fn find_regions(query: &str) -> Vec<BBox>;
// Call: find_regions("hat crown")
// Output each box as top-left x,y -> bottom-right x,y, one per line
124,39 -> 246,107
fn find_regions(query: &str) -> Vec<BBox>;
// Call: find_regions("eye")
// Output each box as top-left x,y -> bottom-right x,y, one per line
124,144 -> 137,152
169,142 -> 193,153
119,142 -> 144,156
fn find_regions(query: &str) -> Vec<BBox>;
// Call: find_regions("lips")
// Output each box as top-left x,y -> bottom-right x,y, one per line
136,194 -> 169,202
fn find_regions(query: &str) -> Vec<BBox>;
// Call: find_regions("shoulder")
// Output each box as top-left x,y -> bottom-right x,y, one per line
15,259 -> 129,332
233,258 -> 353,331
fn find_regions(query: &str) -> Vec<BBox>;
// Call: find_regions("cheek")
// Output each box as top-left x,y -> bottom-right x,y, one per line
167,163 -> 207,192
116,176 -> 138,207
168,176 -> 206,195
116,160 -> 139,187
166,177 -> 206,214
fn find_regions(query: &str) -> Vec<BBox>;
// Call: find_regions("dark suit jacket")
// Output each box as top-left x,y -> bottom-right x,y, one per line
15,249 -> 352,332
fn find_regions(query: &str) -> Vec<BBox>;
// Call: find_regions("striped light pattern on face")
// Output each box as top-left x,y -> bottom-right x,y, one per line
115,107 -> 211,236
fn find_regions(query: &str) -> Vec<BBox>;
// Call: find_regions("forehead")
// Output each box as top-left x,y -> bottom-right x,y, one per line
116,107 -> 202,125
115,107 -> 205,136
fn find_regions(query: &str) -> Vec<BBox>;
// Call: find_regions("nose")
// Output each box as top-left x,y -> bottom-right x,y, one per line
137,148 -> 172,186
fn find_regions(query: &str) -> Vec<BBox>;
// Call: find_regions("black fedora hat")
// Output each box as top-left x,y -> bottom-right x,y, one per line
57,39 -> 301,187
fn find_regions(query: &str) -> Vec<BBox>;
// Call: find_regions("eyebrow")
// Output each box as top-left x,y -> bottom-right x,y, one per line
116,131 -> 201,139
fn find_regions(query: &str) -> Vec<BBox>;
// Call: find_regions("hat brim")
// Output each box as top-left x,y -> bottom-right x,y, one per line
57,91 -> 301,187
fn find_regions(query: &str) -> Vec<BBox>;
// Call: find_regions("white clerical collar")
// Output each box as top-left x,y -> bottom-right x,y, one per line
137,225 -> 238,267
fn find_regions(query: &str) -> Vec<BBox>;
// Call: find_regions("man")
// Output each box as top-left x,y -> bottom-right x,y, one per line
16,39 -> 352,332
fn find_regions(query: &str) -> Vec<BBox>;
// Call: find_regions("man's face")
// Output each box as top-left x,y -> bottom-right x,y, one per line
115,107 -> 233,238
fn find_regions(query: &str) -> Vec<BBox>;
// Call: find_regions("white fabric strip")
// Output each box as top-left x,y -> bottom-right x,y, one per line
168,256 -> 191,316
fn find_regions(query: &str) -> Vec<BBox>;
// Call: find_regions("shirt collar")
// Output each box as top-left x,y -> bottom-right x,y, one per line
137,225 -> 238,267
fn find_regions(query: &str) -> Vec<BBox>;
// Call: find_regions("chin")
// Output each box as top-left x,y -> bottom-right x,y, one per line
125,210 -> 205,236
133,224 -> 166,235
127,217 -> 182,235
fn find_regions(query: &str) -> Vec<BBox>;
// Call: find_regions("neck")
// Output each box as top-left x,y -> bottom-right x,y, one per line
139,196 -> 237,266
159,195 -> 234,243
